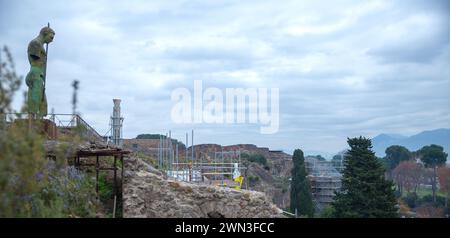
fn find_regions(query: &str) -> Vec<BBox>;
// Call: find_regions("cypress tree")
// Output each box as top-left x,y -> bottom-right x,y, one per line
290,149 -> 314,217
332,137 -> 398,218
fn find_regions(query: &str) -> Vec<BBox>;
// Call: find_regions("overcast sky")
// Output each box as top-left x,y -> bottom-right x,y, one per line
1,0 -> 449,156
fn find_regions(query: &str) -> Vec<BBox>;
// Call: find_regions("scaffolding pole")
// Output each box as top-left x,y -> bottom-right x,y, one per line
191,129 -> 194,163
176,143 -> 179,181
158,134 -> 162,169
169,130 -> 172,172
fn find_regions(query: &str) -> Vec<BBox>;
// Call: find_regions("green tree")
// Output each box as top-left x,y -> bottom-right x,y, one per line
332,137 -> 398,218
136,134 -> 163,139
319,205 -> 336,218
419,144 -> 448,203
0,46 -> 22,114
313,155 -> 326,161
241,153 -> 267,167
384,145 -> 412,173
290,149 -> 314,217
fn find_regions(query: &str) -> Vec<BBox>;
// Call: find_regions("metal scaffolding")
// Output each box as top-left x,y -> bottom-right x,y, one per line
305,156 -> 342,211
158,130 -> 246,188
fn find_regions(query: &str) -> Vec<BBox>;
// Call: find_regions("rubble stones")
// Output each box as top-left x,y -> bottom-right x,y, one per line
123,157 -> 284,218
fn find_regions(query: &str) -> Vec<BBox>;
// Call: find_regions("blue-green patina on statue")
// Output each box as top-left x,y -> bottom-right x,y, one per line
26,26 -> 55,117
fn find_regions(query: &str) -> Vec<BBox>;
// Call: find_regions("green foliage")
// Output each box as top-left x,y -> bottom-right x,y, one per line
394,189 -> 402,198
290,149 -> 314,217
0,122 -> 47,217
400,187 -> 450,216
403,192 -> 419,208
319,205 -> 336,218
378,157 -> 388,171
419,144 -> 447,168
98,171 -> 114,203
418,144 -> 447,203
42,164 -> 98,217
134,151 -> 157,168
384,145 -> 412,171
98,171 -> 123,218
414,186 -> 446,198
312,155 -> 326,161
0,46 -> 22,114
242,153 -> 267,166
136,134 -> 164,139
248,175 -> 259,183
0,122 -> 98,217
0,47 -> 98,217
331,137 -> 398,218
419,194 -> 447,207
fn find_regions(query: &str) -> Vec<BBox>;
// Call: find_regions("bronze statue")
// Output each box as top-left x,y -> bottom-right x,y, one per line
26,25 -> 55,117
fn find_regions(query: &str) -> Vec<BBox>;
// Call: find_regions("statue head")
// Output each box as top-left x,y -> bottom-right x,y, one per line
39,26 -> 55,43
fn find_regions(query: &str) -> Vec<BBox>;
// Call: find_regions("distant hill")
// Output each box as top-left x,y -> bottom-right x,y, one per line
372,128 -> 450,157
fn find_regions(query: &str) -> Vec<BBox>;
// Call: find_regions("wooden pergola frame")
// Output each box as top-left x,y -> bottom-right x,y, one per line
73,148 -> 130,217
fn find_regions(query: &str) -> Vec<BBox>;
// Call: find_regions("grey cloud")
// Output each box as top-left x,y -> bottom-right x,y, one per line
1,0 -> 449,154
367,33 -> 450,64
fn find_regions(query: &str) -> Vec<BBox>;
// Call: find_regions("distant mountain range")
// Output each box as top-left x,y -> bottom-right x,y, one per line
372,128 -> 450,157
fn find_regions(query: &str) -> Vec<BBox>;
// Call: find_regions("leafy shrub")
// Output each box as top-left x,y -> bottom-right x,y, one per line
0,123 -> 99,217
419,194 -> 447,207
0,47 -> 98,217
242,153 -> 267,166
136,134 -> 162,139
40,163 -> 98,217
248,175 -> 260,186
320,205 -> 336,218
98,171 -> 114,203
0,120 -> 49,217
394,189 -> 402,198
403,192 -> 418,208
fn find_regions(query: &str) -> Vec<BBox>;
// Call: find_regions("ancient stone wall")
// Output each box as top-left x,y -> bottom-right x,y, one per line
123,157 -> 284,218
